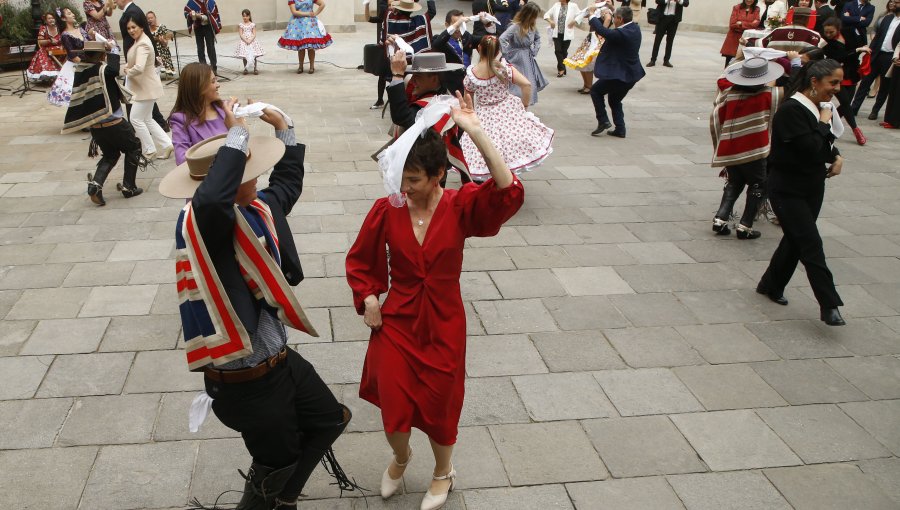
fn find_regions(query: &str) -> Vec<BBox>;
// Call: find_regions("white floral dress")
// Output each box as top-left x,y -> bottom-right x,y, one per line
460,63 -> 554,179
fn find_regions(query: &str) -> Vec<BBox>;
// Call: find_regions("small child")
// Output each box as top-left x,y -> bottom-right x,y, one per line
234,9 -> 265,74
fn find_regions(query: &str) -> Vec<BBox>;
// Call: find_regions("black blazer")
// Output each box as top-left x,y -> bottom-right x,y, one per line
432,30 -> 485,95
769,98 -> 839,195
655,0 -> 690,23
119,3 -> 154,60
192,143 -> 307,334
870,14 -> 900,60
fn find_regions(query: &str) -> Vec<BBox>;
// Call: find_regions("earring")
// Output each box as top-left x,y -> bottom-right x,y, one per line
810,88 -> 818,98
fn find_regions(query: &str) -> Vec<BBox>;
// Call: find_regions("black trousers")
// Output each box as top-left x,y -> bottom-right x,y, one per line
553,36 -> 571,72
759,185 -> 843,308
207,348 -> 345,497
835,85 -> 858,130
591,79 -> 635,132
195,24 -> 218,71
90,120 -> 142,188
651,15 -> 679,63
851,52 -> 893,116
715,159 -> 766,228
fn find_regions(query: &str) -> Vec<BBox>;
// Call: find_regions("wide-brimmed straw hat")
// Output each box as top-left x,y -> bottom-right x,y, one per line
406,53 -> 465,73
158,134 -> 285,199
83,41 -> 108,53
392,0 -> 422,12
724,57 -> 784,87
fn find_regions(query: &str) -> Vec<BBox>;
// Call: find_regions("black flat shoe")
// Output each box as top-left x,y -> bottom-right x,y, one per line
756,286 -> 788,306
592,121 -> 612,136
663,61 -> 674,68
821,307 -> 846,326
736,226 -> 761,239
867,111 -> 878,120
607,130 -> 626,138
712,218 -> 731,236
647,61 -> 656,67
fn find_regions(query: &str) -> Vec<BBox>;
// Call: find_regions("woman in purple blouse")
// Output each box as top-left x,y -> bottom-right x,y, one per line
167,63 -> 228,165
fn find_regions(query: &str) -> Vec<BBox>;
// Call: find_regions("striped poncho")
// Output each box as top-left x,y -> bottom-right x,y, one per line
384,10 -> 433,55
175,197 -> 317,370
185,0 -> 221,34
710,84 -> 784,168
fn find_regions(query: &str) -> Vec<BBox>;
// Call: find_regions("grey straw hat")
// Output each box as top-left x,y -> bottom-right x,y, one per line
724,57 -> 785,86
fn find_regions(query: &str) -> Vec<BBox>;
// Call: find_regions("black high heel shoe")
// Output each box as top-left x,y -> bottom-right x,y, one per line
820,307 -> 846,326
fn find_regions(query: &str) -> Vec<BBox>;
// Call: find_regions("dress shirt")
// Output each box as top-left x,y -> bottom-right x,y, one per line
882,15 -> 900,52
664,0 -> 684,16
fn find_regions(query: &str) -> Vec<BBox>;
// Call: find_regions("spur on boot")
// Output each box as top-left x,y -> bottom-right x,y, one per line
736,224 -> 761,239
86,174 -> 105,206
381,448 -> 412,499
712,217 -> 731,236
421,466 -> 456,510
821,307 -> 846,326
117,183 -> 143,198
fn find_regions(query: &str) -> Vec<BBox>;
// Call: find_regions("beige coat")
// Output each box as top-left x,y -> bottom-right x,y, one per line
124,33 -> 163,101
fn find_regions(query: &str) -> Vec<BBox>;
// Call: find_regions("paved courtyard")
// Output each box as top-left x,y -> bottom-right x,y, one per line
1,10 -> 900,510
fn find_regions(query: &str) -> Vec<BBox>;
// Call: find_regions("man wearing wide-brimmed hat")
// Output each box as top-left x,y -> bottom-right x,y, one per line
383,50 -> 471,182
61,40 -> 144,206
159,102 -> 355,510
710,57 -> 786,240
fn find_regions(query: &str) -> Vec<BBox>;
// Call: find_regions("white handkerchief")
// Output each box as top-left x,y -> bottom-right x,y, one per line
742,47 -> 787,60
232,102 -> 295,127
188,391 -> 213,433
93,33 -> 108,44
469,13 -> 501,25
389,35 -> 415,56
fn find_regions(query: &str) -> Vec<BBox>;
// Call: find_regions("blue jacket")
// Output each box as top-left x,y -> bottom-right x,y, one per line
589,20 -> 646,84
839,0 -> 876,45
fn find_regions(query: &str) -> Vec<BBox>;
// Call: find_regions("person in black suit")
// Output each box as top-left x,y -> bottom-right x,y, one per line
840,0 -> 876,47
758,59 -> 846,326
649,0 -> 689,67
814,0 -> 837,34
432,10 -> 496,95
850,3 -> 900,117
472,0 -> 492,37
588,6 -> 646,138
491,0 -> 521,33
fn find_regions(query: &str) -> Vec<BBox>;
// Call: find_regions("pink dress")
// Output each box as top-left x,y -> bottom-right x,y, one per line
461,63 -> 554,180
233,22 -> 265,59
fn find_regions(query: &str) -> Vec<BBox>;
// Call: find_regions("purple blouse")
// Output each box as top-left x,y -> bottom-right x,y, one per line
169,105 -> 228,165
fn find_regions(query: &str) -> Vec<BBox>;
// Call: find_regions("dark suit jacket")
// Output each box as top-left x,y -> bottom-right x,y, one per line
839,0 -> 876,46
655,0 -> 690,23
192,143 -> 306,334
432,30 -> 486,95
590,20 -> 646,83
119,3 -> 154,60
870,14 -> 900,59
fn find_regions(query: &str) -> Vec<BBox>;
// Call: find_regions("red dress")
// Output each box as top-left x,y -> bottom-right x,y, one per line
346,179 -> 524,445
26,25 -> 63,82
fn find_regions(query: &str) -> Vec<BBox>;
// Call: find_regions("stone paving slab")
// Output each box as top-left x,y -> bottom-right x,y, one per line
2,15 -> 900,509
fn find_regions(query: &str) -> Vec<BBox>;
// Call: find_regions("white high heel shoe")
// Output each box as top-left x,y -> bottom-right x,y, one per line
380,448 -> 412,499
420,465 -> 456,510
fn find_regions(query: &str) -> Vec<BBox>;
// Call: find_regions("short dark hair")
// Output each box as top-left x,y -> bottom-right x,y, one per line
822,16 -> 842,30
445,9 -> 464,24
615,6 -> 633,23
404,128 -> 447,178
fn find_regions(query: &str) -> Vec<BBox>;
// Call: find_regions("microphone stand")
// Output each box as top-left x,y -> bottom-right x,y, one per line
10,43 -> 37,98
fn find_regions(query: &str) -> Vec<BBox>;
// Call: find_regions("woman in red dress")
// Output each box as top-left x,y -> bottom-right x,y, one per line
346,93 -> 524,510
27,13 -> 64,83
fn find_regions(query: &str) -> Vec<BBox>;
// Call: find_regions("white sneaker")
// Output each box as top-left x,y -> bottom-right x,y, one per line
380,447 -> 412,499
420,466 -> 455,510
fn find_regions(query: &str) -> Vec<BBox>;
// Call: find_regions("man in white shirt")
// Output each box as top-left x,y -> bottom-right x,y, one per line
648,0 -> 689,67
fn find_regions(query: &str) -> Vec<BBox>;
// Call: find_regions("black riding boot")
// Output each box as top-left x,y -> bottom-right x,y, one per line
86,158 -> 115,206
713,180 -> 741,235
117,148 -> 144,198
234,462 -> 297,510
736,183 -> 763,239
275,405 -> 353,508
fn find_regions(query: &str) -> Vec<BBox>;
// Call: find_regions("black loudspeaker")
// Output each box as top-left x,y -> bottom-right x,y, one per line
363,44 -> 388,76
31,0 -> 43,34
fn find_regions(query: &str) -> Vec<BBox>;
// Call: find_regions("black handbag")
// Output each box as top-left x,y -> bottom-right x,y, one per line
647,7 -> 659,25
363,43 -> 388,76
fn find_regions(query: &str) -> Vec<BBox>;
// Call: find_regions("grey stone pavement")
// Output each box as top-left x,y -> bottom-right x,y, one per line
2,6 -> 900,510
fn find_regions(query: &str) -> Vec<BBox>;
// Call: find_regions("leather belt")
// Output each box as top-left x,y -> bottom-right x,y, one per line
203,348 -> 288,384
93,117 -> 124,129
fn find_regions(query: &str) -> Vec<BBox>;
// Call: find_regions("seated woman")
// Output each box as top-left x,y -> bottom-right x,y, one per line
346,92 -> 524,510
169,63 -> 228,165
27,12 -> 64,83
